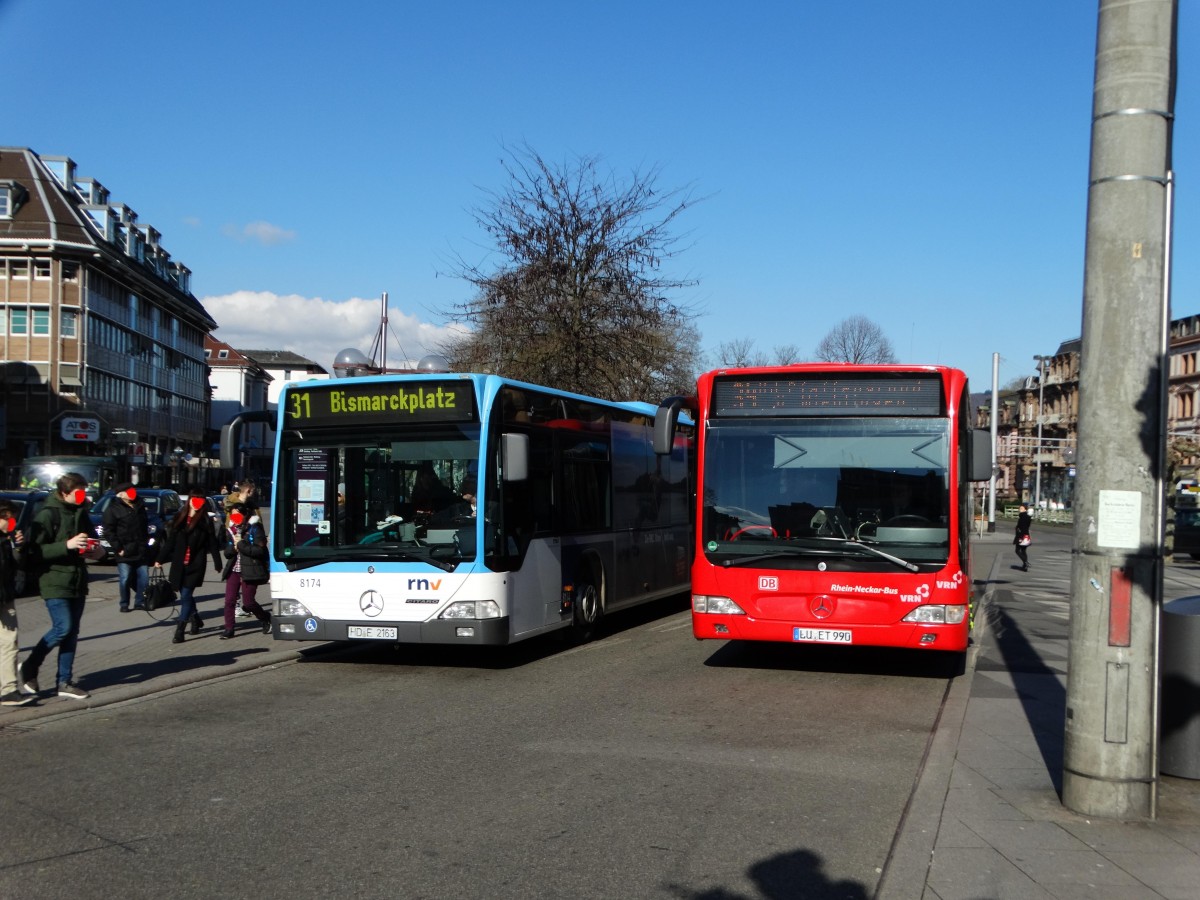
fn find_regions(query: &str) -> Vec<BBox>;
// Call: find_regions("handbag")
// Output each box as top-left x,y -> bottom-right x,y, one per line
1018,535 -> 1031,547
144,567 -> 177,612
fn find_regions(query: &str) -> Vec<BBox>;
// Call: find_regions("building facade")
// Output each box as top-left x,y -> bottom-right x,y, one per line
0,148 -> 217,487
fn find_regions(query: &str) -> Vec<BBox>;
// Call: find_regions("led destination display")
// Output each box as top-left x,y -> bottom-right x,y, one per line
284,380 -> 476,427
712,374 -> 944,417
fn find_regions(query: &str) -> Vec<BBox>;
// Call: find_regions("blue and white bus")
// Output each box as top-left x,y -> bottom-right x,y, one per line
264,372 -> 693,645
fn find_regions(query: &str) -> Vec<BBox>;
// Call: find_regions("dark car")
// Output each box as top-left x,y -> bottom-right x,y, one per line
0,488 -> 51,595
1175,506 -> 1200,559
89,488 -> 183,563
205,495 -> 228,534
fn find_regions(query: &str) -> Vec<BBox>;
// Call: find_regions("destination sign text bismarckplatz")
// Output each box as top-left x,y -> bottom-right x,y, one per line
285,380 -> 476,427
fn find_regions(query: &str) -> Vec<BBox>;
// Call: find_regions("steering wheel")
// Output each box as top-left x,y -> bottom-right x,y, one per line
882,514 -> 932,527
727,525 -> 778,541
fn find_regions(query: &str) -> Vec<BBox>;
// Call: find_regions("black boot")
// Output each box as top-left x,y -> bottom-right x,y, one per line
261,613 -> 272,635
190,612 -> 203,635
173,621 -> 186,644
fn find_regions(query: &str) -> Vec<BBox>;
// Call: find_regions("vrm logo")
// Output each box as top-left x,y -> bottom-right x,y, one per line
900,583 -> 932,604
936,570 -> 965,590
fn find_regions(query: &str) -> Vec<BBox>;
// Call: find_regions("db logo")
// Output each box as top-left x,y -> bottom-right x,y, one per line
759,576 -> 779,591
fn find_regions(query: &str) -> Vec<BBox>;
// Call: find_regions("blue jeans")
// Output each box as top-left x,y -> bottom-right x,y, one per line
117,562 -> 149,609
178,585 -> 197,624
24,596 -> 86,687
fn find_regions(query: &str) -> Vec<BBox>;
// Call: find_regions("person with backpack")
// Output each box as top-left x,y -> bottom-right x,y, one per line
104,482 -> 151,613
19,472 -> 104,701
0,500 -> 35,707
154,487 -> 222,644
218,502 -> 272,639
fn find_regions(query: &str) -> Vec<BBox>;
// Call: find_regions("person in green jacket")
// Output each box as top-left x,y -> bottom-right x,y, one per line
19,472 -> 103,700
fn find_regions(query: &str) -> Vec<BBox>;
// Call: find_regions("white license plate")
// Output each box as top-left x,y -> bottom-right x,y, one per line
347,625 -> 398,640
794,627 -> 852,644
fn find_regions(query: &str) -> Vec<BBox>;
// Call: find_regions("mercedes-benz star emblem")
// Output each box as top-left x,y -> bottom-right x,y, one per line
810,595 -> 834,620
360,590 -> 384,617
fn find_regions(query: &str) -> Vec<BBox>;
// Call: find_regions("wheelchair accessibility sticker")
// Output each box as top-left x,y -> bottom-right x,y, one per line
304,618 -> 318,633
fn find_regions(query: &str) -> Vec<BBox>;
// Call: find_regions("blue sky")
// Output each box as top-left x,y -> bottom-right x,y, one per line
3,0 -> 1193,392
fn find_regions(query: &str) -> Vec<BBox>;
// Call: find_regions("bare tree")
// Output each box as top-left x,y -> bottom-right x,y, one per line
813,315 -> 897,364
708,339 -> 802,369
443,144 -> 700,401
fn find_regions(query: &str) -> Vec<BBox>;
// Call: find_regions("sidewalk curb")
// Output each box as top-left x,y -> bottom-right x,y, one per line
874,552 -> 1000,899
1,640 -> 342,728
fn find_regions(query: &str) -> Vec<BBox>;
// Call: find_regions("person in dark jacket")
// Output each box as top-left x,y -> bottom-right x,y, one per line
104,481 -> 151,613
218,503 -> 272,639
19,472 -> 103,700
0,501 -> 35,707
155,487 -> 222,644
1014,503 -> 1032,571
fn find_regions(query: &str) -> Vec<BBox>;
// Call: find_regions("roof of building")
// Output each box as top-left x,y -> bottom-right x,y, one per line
0,147 -> 216,330
237,349 -> 328,374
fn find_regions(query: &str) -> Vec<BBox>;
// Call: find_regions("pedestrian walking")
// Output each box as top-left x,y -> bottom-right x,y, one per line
218,503 -> 272,639
1014,503 -> 1032,571
104,481 -> 151,613
0,501 -> 35,707
225,479 -> 260,617
155,487 -> 222,644
19,472 -> 104,700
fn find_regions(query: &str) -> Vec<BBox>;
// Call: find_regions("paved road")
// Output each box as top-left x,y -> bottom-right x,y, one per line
0,577 -> 967,899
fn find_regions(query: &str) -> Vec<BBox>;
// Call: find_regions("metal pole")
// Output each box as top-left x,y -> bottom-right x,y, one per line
988,352 -> 998,532
1035,355 -> 1047,509
1064,0 -> 1176,821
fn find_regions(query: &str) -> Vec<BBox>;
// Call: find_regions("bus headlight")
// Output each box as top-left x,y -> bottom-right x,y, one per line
693,595 -> 745,615
440,600 -> 502,620
277,598 -> 312,618
902,605 -> 967,625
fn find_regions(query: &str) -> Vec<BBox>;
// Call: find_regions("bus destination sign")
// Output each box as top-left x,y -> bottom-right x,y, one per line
712,374 -> 944,417
284,380 -> 476,427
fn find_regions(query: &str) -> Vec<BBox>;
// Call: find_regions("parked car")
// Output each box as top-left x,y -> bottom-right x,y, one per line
0,488 -> 51,595
205,495 -> 227,535
89,488 -> 183,563
1175,506 -> 1200,559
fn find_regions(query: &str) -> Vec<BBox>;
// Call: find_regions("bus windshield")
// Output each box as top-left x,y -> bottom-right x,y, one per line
279,424 -> 482,570
702,417 -> 951,566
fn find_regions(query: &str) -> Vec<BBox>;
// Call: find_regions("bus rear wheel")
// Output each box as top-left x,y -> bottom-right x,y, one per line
570,577 -> 603,643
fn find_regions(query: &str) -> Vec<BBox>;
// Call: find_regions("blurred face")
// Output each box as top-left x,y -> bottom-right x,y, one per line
229,509 -> 245,526
122,487 -> 138,501
65,488 -> 87,505
189,496 -> 205,511
0,515 -> 14,534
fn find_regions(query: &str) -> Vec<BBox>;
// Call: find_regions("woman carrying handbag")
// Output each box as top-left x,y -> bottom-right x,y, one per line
1014,503 -> 1032,572
218,503 -> 272,639
155,488 -> 222,643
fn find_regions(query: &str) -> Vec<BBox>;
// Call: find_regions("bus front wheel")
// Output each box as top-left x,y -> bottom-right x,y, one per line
570,575 -> 603,643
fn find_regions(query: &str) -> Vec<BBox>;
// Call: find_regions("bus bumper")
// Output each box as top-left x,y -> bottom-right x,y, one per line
272,616 -> 512,645
692,615 -> 969,652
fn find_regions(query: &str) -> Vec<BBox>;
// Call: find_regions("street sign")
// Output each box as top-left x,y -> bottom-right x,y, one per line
60,416 -> 100,442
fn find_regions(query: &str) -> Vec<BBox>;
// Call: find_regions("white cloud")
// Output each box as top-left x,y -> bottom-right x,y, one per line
220,220 -> 297,245
201,291 -> 469,372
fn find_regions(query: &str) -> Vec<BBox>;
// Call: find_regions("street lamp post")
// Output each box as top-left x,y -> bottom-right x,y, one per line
1034,355 -> 1050,509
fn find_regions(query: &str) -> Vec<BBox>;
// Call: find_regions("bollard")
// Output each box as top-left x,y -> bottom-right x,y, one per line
1161,596 -> 1200,779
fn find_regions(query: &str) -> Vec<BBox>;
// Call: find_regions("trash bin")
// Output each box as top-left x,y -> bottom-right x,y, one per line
1161,596 -> 1200,779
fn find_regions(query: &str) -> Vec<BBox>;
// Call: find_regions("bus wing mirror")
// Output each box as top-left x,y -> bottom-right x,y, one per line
654,396 -> 692,455
502,433 -> 529,482
219,410 -> 277,469
968,428 -> 993,482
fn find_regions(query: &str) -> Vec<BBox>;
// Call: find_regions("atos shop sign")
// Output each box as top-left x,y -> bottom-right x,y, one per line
60,416 -> 100,442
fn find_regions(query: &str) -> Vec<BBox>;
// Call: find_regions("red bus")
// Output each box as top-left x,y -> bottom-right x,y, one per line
654,364 -> 992,653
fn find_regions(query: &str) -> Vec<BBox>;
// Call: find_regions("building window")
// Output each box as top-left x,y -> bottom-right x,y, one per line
1181,392 -> 1195,420
61,308 -> 78,338
218,349 -> 229,359
32,308 -> 50,336
33,259 -> 51,279
62,262 -> 79,282
9,308 -> 28,335
0,307 -> 6,336
9,260 -> 28,279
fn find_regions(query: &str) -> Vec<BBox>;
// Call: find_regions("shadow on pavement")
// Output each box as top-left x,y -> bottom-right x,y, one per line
82,647 -> 274,690
985,604 -> 1066,795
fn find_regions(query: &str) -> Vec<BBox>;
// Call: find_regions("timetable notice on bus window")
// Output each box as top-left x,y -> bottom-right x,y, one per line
283,379 -> 476,427
712,374 -> 944,417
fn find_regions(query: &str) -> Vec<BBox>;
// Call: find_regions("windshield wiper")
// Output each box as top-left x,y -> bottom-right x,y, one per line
717,537 -> 918,572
